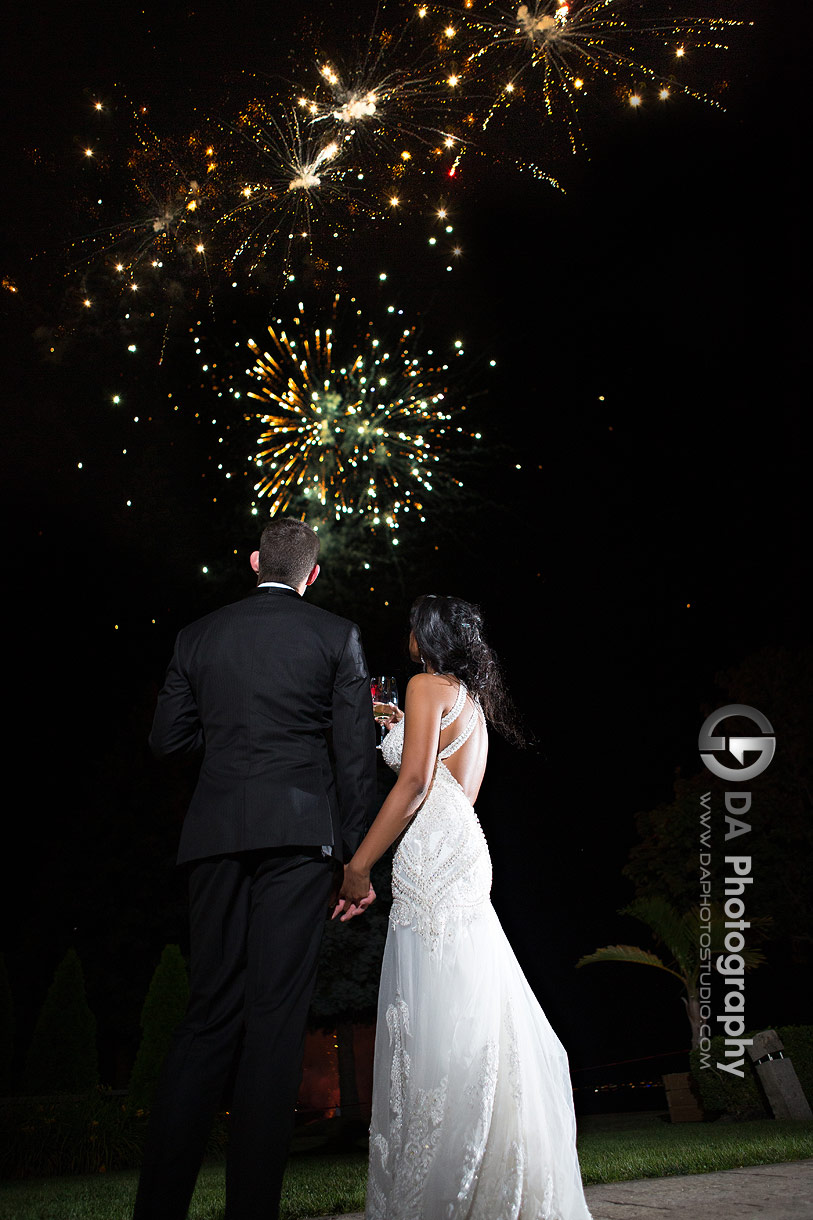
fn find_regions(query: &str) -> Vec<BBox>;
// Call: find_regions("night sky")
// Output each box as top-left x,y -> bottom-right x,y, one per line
2,0 -> 808,1088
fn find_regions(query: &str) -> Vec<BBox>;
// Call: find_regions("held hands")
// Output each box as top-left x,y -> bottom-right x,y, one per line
331,860 -> 376,923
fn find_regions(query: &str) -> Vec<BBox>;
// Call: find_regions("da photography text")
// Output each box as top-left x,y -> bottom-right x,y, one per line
696,704 -> 775,1077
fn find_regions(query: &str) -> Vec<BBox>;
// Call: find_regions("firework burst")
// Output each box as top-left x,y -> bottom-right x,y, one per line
196,293 -> 476,537
67,101 -> 218,311
295,45 -> 465,172
212,104 -> 359,277
436,0 -> 748,152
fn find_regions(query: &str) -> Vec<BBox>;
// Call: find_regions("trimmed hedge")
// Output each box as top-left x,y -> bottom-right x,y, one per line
128,945 -> 189,1111
21,950 -> 98,1096
691,1024 -> 813,1118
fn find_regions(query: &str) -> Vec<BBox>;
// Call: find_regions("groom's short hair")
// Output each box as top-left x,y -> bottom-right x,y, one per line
258,518 -> 320,587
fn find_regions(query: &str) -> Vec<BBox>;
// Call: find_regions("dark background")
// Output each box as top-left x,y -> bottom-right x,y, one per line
1,0 -> 808,1090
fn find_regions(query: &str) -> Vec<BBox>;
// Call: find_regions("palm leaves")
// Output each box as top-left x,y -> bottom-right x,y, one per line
576,941 -> 684,980
576,896 -> 769,1048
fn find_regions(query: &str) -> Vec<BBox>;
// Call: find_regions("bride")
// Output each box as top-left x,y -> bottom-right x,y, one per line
335,595 -> 593,1220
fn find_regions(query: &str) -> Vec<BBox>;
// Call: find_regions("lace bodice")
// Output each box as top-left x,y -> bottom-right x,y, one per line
381,679 -> 491,953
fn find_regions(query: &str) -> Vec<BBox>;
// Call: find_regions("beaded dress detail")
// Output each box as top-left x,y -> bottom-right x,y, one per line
366,682 -> 593,1220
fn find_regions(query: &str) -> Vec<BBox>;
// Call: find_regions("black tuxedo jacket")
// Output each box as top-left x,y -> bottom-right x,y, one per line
149,587 -> 378,865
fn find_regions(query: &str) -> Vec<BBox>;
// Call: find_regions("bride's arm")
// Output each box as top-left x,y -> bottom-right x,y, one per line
333,674 -> 444,920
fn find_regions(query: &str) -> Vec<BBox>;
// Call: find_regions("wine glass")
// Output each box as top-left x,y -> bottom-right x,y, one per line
371,675 -> 399,747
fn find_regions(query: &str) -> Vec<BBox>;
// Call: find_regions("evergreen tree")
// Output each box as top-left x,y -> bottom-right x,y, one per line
22,948 -> 99,1094
128,944 -> 189,1110
0,954 -> 13,1094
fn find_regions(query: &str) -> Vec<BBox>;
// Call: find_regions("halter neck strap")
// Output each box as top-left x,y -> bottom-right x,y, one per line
440,680 -> 468,730
438,681 -> 485,761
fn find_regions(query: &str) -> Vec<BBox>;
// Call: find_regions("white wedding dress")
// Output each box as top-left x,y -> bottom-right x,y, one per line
366,682 -> 593,1220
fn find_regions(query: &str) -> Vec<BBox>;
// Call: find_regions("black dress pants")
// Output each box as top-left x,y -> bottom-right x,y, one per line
133,847 -> 335,1220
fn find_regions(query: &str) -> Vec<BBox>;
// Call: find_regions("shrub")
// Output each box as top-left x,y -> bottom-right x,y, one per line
690,1037 -> 766,1117
0,1089 -> 145,1178
21,949 -> 99,1095
128,944 -> 189,1111
0,1088 -> 228,1179
691,1024 -> 813,1118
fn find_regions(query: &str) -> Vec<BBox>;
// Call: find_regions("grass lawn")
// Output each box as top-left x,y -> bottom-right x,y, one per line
577,1111 -> 813,1183
1,1113 -> 812,1219
0,1154 -> 368,1220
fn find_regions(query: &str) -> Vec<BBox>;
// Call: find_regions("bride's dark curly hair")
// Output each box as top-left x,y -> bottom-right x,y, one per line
409,594 -> 525,746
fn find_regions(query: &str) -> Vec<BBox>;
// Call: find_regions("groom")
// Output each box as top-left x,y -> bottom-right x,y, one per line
133,517 -> 378,1220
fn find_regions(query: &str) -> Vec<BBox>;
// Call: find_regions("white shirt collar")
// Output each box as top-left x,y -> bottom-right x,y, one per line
258,581 -> 299,595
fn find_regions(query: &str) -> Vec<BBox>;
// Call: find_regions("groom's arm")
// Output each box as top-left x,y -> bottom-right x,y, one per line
331,623 -> 377,859
149,631 -> 204,757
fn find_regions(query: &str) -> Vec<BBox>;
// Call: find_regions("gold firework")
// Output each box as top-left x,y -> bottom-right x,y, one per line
198,294 -> 475,535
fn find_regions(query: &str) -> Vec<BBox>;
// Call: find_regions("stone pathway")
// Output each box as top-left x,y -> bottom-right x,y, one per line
581,1158 -> 813,1219
307,1157 -> 813,1220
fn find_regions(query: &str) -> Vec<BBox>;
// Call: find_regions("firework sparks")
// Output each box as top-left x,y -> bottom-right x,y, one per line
290,0 -> 468,166
67,100 -> 218,299
214,106 -> 354,276
296,53 -> 465,170
196,294 -> 475,535
230,18 -> 468,251
437,0 -> 748,151
56,1 -> 749,348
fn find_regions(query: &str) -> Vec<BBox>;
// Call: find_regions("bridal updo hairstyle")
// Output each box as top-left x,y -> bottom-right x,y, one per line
409,594 -> 524,746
